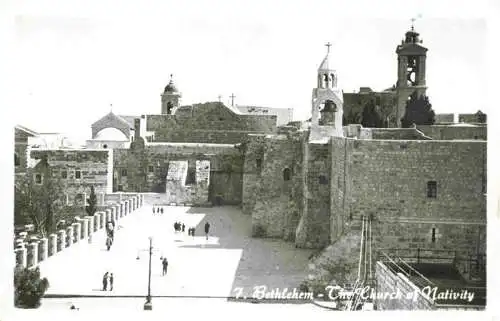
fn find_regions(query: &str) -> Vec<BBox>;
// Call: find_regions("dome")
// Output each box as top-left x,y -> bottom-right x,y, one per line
164,80 -> 178,93
94,127 -> 129,141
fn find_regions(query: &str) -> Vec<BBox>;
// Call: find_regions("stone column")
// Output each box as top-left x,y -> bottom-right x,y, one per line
39,238 -> 48,262
107,208 -> 114,222
82,218 -> 89,240
66,225 -> 74,247
119,193 -> 123,202
15,239 -> 24,249
72,222 -> 81,242
121,202 -> 126,216
124,201 -> 128,215
94,213 -> 101,231
101,211 -> 106,228
128,199 -> 132,212
57,230 -> 66,252
116,204 -> 121,218
100,193 -> 106,206
48,234 -> 57,256
65,193 -> 70,205
86,216 -> 95,236
15,248 -> 27,268
27,242 -> 38,267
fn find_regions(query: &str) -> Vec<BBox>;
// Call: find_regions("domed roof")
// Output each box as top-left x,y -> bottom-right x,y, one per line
164,74 -> 179,93
164,80 -> 178,93
94,127 -> 129,141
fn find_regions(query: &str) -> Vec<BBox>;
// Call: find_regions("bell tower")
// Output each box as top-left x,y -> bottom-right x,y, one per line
395,21 -> 428,127
161,74 -> 182,115
310,43 -> 344,141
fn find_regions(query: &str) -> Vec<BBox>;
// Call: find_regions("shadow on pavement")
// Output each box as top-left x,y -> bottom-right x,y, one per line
177,206 -> 313,300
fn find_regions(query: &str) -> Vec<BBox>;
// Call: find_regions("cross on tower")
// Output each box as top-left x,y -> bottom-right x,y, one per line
325,42 -> 332,54
217,95 -> 222,102
411,17 -> 416,30
169,74 -> 173,82
110,103 -> 113,112
230,93 -> 236,107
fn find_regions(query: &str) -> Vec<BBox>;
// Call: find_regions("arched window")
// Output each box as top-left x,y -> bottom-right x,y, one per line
14,153 -> 20,167
283,168 -> 291,181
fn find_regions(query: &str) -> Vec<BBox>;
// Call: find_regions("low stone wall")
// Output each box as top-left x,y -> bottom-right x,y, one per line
375,261 -> 435,310
14,194 -> 145,269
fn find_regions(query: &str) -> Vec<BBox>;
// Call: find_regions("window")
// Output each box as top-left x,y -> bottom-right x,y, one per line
283,168 -> 291,181
148,165 -> 154,173
75,170 -> 81,179
35,174 -> 42,185
61,171 -> 67,179
14,153 -> 20,167
103,144 -> 108,148
185,168 -> 196,185
121,169 -> 127,177
427,181 -> 437,198
118,185 -> 123,191
431,228 -> 436,243
256,159 -> 262,171
319,175 -> 328,185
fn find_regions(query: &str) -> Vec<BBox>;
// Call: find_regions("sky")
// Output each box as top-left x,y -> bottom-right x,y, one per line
3,0 -> 491,142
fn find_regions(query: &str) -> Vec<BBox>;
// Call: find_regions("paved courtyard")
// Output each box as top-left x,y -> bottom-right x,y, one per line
38,204 -> 313,299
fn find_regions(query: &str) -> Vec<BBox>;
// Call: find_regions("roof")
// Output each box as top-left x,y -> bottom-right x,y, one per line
117,115 -> 138,128
15,125 -> 39,137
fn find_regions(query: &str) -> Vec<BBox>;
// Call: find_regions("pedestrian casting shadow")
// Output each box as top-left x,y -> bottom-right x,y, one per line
177,206 -> 314,300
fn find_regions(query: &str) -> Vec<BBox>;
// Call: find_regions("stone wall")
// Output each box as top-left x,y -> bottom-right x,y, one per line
113,142 -> 244,205
375,261 -> 435,310
30,149 -> 113,204
145,102 -> 277,144
249,135 -> 304,239
346,139 -> 486,224
416,125 -> 486,140
14,194 -> 144,269
435,113 -> 454,123
296,142 -> 331,248
458,113 -> 487,124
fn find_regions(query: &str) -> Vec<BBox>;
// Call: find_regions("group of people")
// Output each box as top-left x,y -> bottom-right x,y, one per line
152,206 -> 164,215
102,272 -> 114,291
173,221 -> 186,233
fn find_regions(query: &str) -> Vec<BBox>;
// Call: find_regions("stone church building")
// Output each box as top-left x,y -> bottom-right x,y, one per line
25,26 -> 486,266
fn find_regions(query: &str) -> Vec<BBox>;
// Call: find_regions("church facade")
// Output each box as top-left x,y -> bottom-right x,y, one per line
24,26 -> 486,264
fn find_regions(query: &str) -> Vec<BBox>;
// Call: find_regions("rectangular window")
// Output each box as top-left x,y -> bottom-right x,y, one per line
427,181 -> 437,198
118,185 -> 123,191
61,171 -> 67,179
431,228 -> 436,243
75,170 -> 81,179
121,169 -> 127,177
256,159 -> 262,172
319,175 -> 328,185
35,174 -> 42,185
185,168 -> 196,185
148,165 -> 154,173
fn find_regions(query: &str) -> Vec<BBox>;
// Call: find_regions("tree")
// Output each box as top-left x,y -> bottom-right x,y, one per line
401,92 -> 435,128
361,100 -> 383,128
14,266 -> 49,308
343,109 -> 362,125
85,186 -> 97,216
15,166 -> 72,237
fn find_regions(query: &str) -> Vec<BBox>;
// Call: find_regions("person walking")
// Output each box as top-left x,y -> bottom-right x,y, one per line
109,273 -> 114,291
204,222 -> 210,240
152,206 -> 155,215
181,223 -> 185,233
162,258 -> 168,276
102,272 -> 108,291
160,207 -> 164,214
